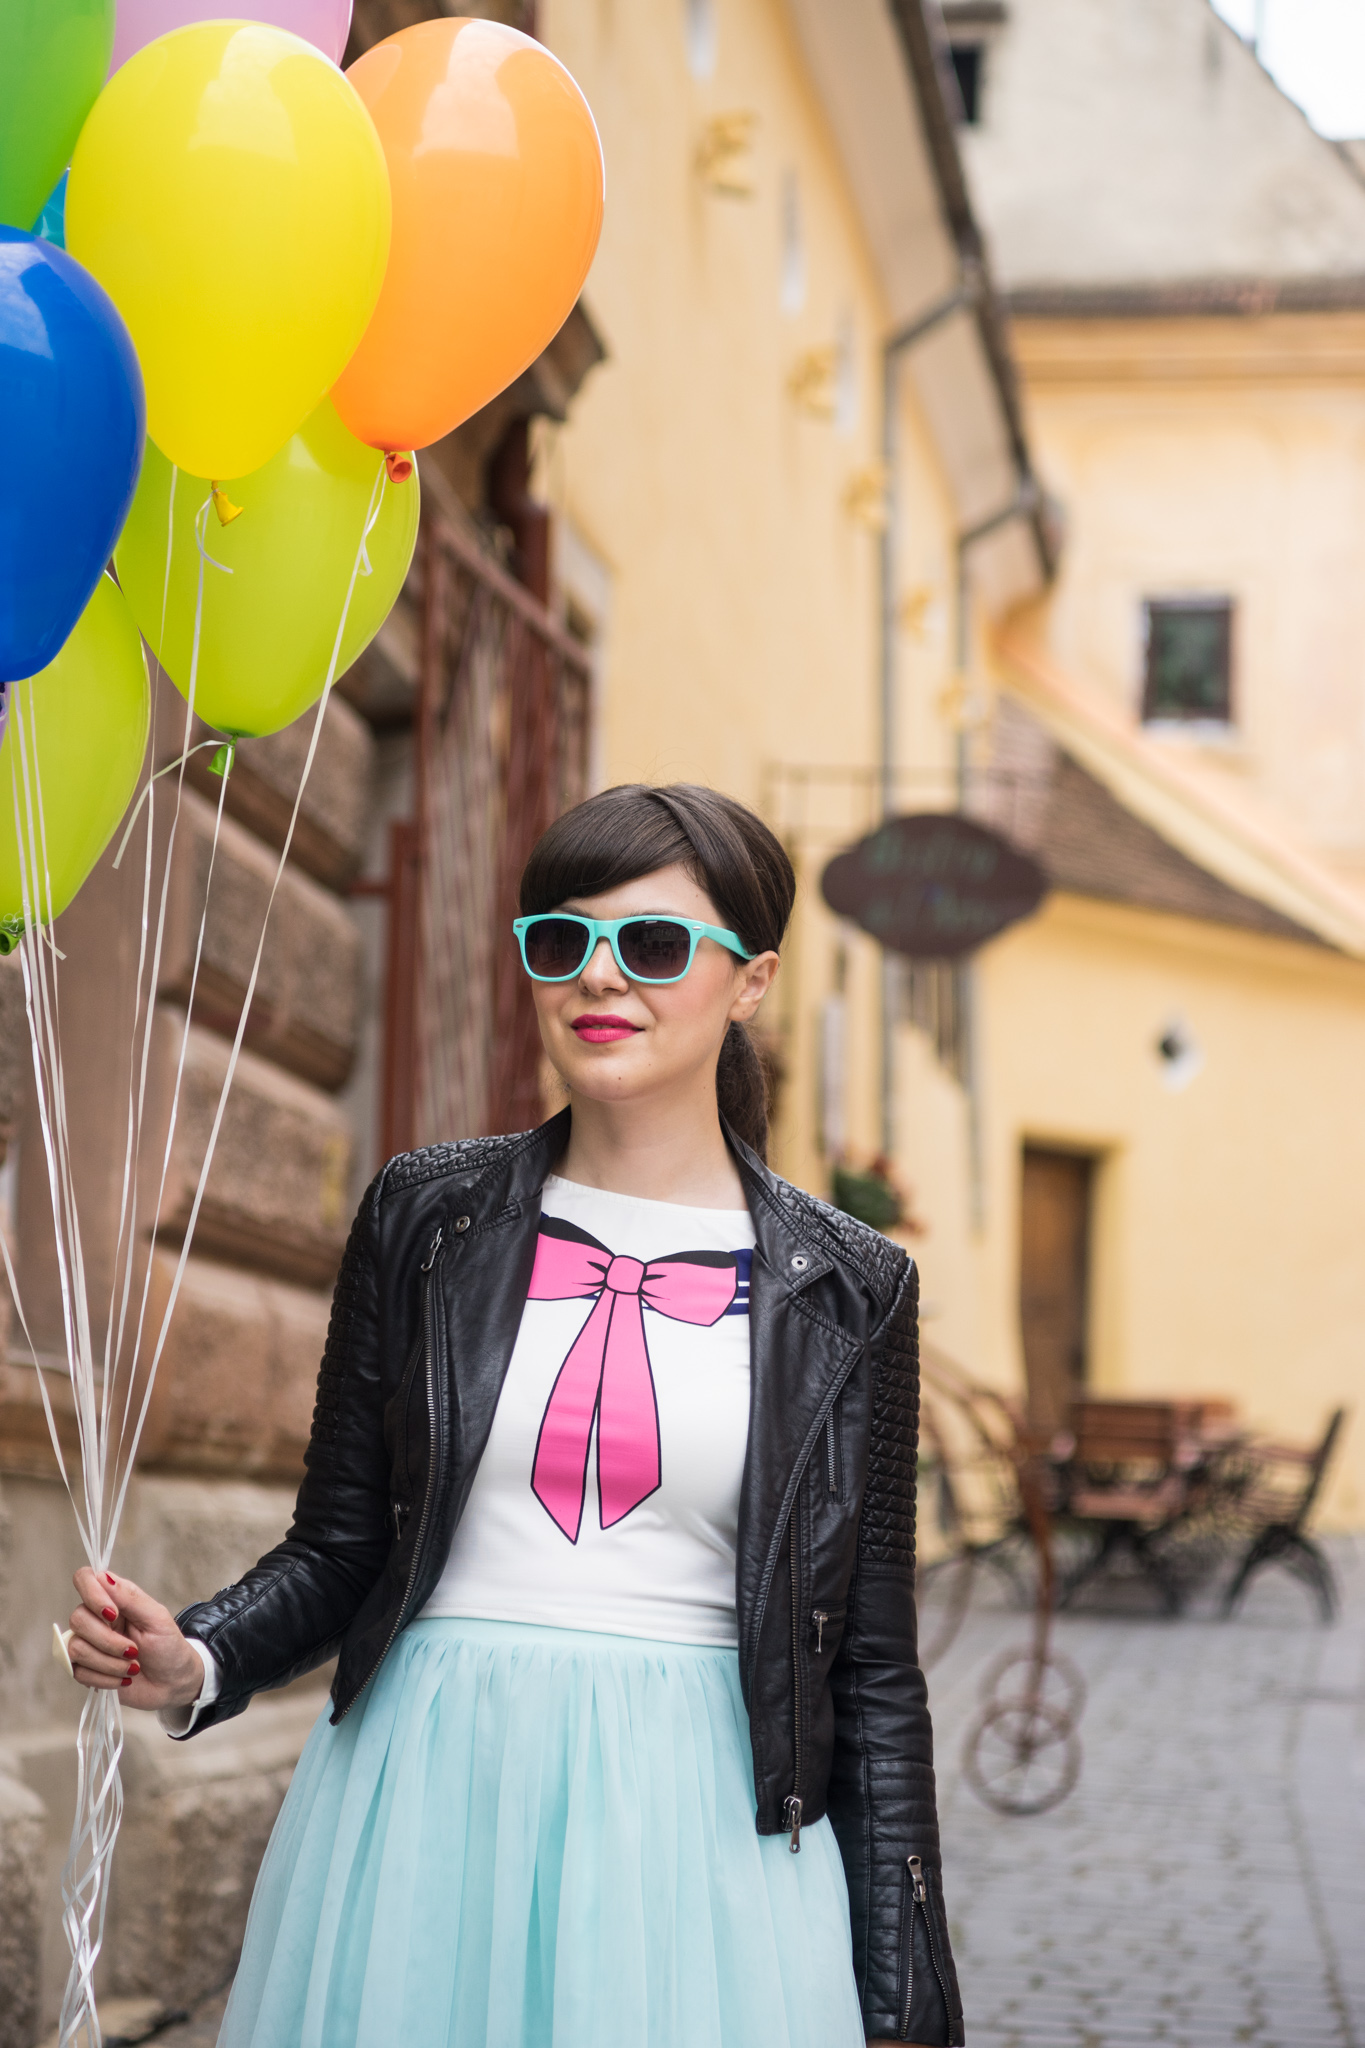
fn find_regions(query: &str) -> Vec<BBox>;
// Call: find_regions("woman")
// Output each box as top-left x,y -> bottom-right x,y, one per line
68,783 -> 963,2048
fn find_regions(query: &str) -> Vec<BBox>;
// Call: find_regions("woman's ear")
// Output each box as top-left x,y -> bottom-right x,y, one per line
728,952 -> 779,1023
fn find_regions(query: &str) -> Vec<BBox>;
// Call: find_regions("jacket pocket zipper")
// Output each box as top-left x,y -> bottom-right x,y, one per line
783,1493 -> 804,1852
899,1854 -> 955,2040
824,1398 -> 842,1497
340,1224 -> 445,1718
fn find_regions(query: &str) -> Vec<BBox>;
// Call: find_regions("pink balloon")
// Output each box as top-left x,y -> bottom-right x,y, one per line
109,2 -> 354,73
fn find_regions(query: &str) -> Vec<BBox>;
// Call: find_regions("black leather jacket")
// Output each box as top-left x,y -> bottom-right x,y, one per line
177,1111 -> 964,2044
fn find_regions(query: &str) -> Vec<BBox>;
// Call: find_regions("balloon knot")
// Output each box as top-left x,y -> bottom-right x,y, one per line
211,484 -> 244,526
385,451 -> 414,483
208,740 -> 236,779
0,915 -> 23,956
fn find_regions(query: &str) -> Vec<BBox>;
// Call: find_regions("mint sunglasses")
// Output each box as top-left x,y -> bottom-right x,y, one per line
513,912 -> 755,984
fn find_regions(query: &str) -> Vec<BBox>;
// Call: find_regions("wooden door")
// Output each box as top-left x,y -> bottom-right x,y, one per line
1019,1146 -> 1094,1433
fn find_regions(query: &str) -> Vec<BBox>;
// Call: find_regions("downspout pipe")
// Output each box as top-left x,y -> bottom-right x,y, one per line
878,269 -> 986,1152
877,311 -> 1047,1154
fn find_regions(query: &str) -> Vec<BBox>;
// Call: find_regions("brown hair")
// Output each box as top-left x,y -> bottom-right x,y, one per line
519,784 -> 795,1158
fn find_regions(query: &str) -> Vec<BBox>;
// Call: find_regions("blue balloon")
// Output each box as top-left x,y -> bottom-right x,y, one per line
34,169 -> 68,250
0,226 -> 144,682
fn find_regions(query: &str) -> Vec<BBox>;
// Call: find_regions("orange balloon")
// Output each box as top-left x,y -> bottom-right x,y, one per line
333,18 -> 604,453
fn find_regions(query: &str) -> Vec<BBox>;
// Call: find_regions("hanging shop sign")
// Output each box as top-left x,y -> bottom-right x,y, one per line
820,812 -> 1048,959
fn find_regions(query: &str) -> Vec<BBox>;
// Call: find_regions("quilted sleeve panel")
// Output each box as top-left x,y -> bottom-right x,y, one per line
858,1260 -> 920,1573
828,1262 -> 965,2044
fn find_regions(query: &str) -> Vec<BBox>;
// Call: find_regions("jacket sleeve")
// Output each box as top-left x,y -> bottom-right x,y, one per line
826,1261 -> 965,2045
171,1164 -> 396,1731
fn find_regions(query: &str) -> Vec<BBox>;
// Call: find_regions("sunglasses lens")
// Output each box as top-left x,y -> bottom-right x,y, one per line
616,919 -> 693,980
523,917 -> 590,979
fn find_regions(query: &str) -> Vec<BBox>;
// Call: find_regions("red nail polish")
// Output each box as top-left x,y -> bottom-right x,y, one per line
126,1662 -> 140,1676
103,1606 -> 118,1622
106,1574 -> 117,1587
121,1675 -> 132,1687
123,1646 -> 137,1659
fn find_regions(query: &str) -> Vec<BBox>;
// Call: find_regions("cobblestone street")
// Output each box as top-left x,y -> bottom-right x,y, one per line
929,1538 -> 1365,2048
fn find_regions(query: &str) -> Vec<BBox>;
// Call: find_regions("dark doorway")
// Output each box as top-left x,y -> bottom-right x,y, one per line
1019,1146 -> 1095,1433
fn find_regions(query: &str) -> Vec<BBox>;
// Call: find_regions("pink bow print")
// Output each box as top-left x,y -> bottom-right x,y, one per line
527,1217 -> 738,1541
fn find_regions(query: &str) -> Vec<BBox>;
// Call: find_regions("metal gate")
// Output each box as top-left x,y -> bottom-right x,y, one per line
369,514 -> 592,1155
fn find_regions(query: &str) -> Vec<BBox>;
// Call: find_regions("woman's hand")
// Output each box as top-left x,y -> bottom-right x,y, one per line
68,1568 -> 205,1712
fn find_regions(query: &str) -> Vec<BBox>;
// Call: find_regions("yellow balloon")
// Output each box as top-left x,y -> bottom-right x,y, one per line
115,401 -> 419,739
66,22 -> 391,480
0,575 -> 150,951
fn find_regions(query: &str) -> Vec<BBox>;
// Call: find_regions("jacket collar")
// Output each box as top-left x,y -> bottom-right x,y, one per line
440,1105 -> 894,1299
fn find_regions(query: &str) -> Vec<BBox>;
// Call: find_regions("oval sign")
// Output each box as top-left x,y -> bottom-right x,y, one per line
820,813 -> 1047,959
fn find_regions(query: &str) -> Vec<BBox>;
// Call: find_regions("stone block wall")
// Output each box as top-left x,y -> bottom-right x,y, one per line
0,1473 -> 326,2034
0,691 -> 376,2040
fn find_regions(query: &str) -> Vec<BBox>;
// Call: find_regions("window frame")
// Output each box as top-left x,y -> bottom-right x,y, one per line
1140,596 -> 1234,727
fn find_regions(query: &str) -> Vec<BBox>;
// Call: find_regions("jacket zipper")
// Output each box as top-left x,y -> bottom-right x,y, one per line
824,1399 -> 842,1496
899,1854 -> 955,2040
783,1493 -> 804,1852
339,1224 -> 445,1719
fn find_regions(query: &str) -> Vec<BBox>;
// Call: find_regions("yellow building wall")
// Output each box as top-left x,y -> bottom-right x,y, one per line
898,893 -> 1365,1526
1011,314 -> 1365,870
537,0 -> 965,1190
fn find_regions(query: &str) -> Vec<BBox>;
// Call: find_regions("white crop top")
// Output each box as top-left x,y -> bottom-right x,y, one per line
418,1174 -> 756,1646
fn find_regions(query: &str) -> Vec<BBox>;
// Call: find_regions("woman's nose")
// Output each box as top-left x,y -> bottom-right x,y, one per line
578,938 -> 628,992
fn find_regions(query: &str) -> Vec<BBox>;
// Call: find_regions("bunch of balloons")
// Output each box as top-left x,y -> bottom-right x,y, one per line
0,0 -> 605,937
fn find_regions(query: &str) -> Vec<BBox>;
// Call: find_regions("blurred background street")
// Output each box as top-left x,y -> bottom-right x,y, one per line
932,1544 -> 1365,2048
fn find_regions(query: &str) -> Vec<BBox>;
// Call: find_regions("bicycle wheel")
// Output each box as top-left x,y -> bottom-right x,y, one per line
963,1696 -> 1081,1816
978,1645 -> 1087,1722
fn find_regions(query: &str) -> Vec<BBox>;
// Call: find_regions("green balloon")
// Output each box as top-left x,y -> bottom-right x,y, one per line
0,0 -> 114,233
115,400 -> 420,741
0,574 -> 150,951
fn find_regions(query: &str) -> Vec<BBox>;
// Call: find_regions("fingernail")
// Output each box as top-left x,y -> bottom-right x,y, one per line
126,1662 -> 140,1676
106,1574 -> 117,1587
103,1607 -> 118,1622
121,1676 -> 132,1687
123,1646 -> 137,1659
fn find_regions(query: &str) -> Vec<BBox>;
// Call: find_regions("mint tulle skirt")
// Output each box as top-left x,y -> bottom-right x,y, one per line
218,1617 -> 865,2048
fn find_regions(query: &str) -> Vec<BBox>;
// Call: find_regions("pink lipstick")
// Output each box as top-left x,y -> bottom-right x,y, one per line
572,1013 -> 641,1044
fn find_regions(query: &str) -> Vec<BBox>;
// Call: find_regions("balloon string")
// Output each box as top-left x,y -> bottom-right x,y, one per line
108,454 -> 388,1542
7,482 -> 235,2048
110,740 -> 225,871
357,462 -> 388,579
110,752 -> 230,1496
157,465 -> 178,667
9,458 -> 391,2045
11,687 -> 99,1543
101,487 -> 232,1544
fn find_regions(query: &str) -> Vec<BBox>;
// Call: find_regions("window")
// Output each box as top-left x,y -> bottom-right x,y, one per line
948,43 -> 983,123
1142,599 -> 1233,724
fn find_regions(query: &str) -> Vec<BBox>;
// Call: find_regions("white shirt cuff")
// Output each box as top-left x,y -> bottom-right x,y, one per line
157,1638 -> 222,1739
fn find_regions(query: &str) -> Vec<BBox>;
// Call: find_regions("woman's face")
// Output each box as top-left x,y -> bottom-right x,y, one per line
530,863 -> 779,1110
